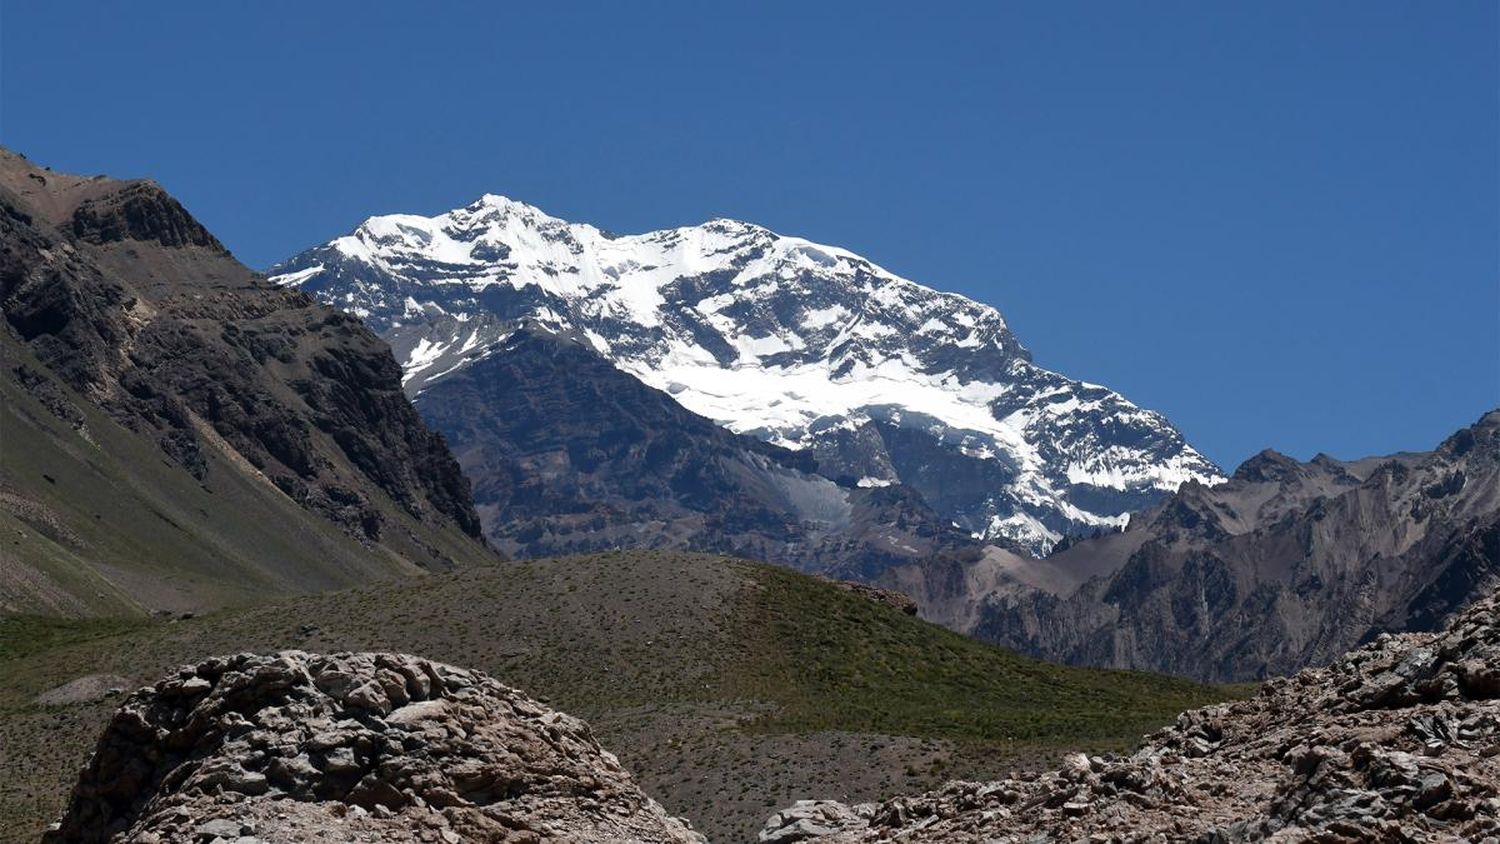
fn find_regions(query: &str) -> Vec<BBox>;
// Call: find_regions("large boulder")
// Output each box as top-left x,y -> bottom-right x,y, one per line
763,589 -> 1500,842
46,651 -> 703,843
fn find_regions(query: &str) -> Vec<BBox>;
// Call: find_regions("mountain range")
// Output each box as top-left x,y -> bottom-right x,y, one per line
895,410 -> 1500,681
270,195 -> 1223,555
268,192 -> 1500,683
3,147 -> 1498,843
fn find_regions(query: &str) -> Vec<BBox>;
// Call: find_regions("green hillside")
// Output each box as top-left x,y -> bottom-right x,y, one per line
0,551 -> 1238,841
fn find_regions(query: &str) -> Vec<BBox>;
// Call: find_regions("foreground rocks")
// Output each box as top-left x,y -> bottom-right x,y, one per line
45,651 -> 702,843
764,589 -> 1500,842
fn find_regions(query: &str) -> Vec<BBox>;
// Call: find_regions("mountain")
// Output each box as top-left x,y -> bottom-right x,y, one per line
767,582 -> 1500,842
0,149 -> 496,616
910,411 -> 1500,682
2,551 -> 1231,843
411,326 -> 983,578
270,195 -> 1223,553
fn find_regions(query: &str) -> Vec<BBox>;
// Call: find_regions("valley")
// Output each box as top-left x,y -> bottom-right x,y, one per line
0,45 -> 1492,838
0,551 -> 1234,842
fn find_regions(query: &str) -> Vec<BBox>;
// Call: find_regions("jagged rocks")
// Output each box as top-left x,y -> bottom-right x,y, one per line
763,588 -> 1500,842
962,410 -> 1500,682
759,801 -> 876,842
45,652 -> 703,843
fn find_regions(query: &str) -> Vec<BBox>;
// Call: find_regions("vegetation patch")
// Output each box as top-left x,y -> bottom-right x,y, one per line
731,564 -> 1239,742
0,614 -> 149,664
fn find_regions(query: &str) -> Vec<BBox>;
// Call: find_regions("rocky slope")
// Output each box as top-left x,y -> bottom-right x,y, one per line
415,326 -> 984,578
44,651 -> 703,843
901,410 -> 1500,682
764,585 -> 1500,842
270,195 -> 1222,552
0,149 -> 495,615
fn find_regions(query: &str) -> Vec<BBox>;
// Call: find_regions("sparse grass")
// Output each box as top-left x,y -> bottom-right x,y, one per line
0,614 -> 149,663
0,552 -> 1244,842
730,564 -> 1235,743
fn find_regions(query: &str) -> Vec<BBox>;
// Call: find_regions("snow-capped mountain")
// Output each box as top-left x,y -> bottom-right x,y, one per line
270,194 -> 1223,553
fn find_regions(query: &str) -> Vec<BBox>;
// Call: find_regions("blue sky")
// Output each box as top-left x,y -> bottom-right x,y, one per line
2,1 -> 1495,468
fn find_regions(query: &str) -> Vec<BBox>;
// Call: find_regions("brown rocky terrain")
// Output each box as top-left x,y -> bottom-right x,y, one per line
764,585 -> 1500,842
45,651 -> 703,843
0,149 -> 496,615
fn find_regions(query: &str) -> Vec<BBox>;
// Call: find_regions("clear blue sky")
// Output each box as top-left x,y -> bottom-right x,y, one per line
2,1 -> 1495,469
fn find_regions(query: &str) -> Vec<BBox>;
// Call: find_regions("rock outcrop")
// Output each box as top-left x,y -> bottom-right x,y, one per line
816,577 -> 919,616
0,152 -> 484,542
46,651 -> 703,843
763,587 -> 1500,842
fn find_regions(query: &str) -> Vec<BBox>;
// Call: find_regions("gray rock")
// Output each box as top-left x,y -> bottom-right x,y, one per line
193,819 -> 242,838
760,800 -> 875,842
45,651 -> 704,844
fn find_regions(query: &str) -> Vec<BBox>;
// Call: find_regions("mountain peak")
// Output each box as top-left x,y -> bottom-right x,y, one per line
701,216 -> 770,234
1231,448 -> 1302,483
465,192 -> 558,220
272,196 -> 1224,553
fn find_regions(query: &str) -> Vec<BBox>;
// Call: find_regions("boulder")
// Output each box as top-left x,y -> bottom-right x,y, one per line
46,651 -> 703,843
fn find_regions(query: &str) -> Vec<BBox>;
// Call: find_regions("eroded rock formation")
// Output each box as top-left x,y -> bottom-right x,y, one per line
46,651 -> 702,843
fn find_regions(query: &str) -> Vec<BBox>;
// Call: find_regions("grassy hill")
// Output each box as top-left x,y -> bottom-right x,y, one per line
0,551 -> 1240,841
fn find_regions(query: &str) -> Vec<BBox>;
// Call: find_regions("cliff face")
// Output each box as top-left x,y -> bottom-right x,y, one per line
415,328 -> 983,579
0,149 -> 494,615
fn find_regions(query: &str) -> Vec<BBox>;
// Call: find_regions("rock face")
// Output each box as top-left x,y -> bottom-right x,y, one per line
46,651 -> 702,844
897,410 -> 1500,682
763,587 -> 1500,842
0,148 -> 495,615
416,327 -> 984,578
270,195 -> 1221,553
1,151 -> 482,540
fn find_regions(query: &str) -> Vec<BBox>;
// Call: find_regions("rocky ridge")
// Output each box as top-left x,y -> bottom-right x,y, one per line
45,651 -> 703,844
0,149 -> 495,614
0,151 -> 482,542
762,585 -> 1500,842
891,410 -> 1500,682
271,195 -> 1222,552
